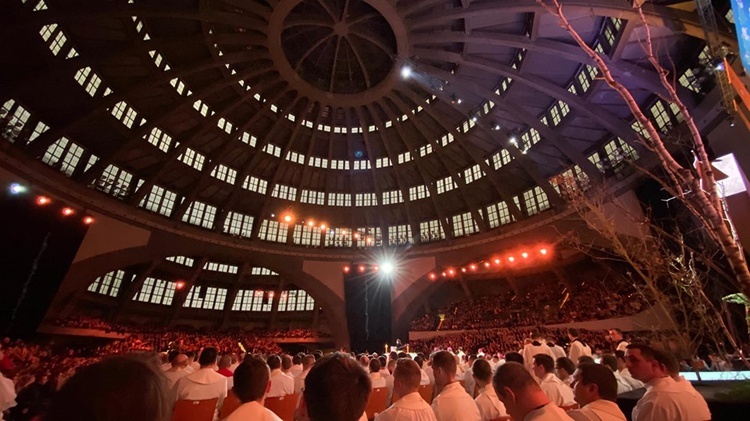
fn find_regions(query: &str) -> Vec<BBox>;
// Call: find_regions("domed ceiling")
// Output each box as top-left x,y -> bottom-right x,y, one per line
0,0 -> 725,249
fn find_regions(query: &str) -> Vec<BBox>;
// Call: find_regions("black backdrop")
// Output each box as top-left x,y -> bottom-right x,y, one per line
0,192 -> 88,337
344,269 -> 393,353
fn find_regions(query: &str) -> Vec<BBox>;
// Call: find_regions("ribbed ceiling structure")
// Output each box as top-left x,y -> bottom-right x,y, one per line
0,0 -> 729,249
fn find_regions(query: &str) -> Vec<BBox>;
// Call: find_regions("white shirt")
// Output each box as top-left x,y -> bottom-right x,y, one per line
431,382 -> 481,421
612,371 -> 632,395
568,340 -> 592,365
162,367 -> 190,388
538,373 -> 576,406
172,368 -> 228,420
550,345 -> 567,361
375,392 -> 437,421
0,372 -> 16,419
294,369 -> 310,395
474,385 -> 507,421
371,372 -> 387,389
425,366 -> 435,384
568,399 -> 627,421
618,369 -> 644,390
386,373 -> 396,405
632,377 -> 711,421
615,341 -> 629,353
226,400 -> 282,421
290,364 -> 303,377
525,403 -> 574,420
268,369 -> 294,397
463,367 -> 476,397
522,343 -> 555,371
420,369 -> 431,386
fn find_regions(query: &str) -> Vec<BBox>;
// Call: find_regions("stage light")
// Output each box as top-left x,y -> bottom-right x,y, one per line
358,265 -> 366,273
270,213 -> 275,218
343,265 -> 351,273
484,262 -> 491,268
469,264 -> 477,271
521,252 -> 529,259
36,196 -> 51,205
372,265 -> 379,272
510,136 -> 518,144
283,213 -> 293,223
320,223 -> 327,230
508,256 -> 515,262
308,220 -> 315,227
381,262 -> 394,274
461,268 -> 467,273
429,273 -> 437,281
83,216 -> 95,225
493,258 -> 501,265
354,232 -> 361,240
447,268 -> 456,277
62,207 -> 75,216
9,183 -> 26,195
441,272 -> 447,277
540,248 -> 548,255
401,66 -> 412,79
175,281 -> 186,290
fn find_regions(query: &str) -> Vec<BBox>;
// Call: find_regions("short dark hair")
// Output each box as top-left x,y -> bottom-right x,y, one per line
168,350 -> 179,363
46,355 -> 170,421
578,363 -> 618,401
293,354 -> 302,365
492,362 -> 537,397
533,354 -> 554,373
615,350 -> 626,362
394,358 -> 421,391
625,344 -> 658,360
199,347 -> 218,367
472,359 -> 492,382
233,357 -> 270,403
653,350 -> 680,376
610,328 -> 623,335
267,354 -> 281,370
414,355 -> 424,368
555,357 -> 576,375
578,356 -> 595,366
282,355 -> 292,371
568,328 -> 579,337
369,358 -> 381,373
302,354 -> 316,368
600,354 -> 618,372
504,352 -> 524,365
431,351 -> 457,377
304,352 -> 371,421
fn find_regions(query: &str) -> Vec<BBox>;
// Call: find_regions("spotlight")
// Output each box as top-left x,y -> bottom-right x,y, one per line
9,183 -> 26,195
401,66 -> 413,79
83,216 -> 95,225
711,57 -> 725,71
540,248 -> 548,255
343,265 -> 351,273
358,265 -> 366,273
175,281 -> 186,290
36,196 -> 51,206
484,262 -> 491,268
381,262 -> 394,274
372,265 -> 379,272
441,272 -> 447,277
469,264 -> 477,271
354,232 -> 361,240
493,258 -> 501,265
320,223 -> 327,230
521,252 -> 529,259
308,220 -> 315,227
510,136 -> 518,144
447,268 -> 456,277
429,273 -> 437,281
270,213 -> 275,218
461,268 -> 467,273
62,207 -> 75,216
492,123 -> 502,131
283,213 -> 293,223
508,256 -> 515,262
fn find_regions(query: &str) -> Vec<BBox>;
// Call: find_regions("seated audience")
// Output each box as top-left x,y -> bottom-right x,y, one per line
217,355 -> 234,389
567,363 -> 626,421
297,352 -> 370,421
162,353 -> 190,388
614,351 -> 644,390
375,358 -> 437,421
267,355 -> 294,398
599,354 -> 632,394
625,344 -> 711,421
172,347 -> 227,419
472,359 -> 507,421
294,354 -> 316,396
532,354 -> 576,407
369,359 -> 387,388
226,357 -> 281,421
45,355 -> 170,421
430,350 -> 481,421
492,362 -> 573,420
555,357 -> 576,387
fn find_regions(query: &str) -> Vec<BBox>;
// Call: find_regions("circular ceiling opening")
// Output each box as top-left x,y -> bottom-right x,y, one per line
281,0 -> 397,94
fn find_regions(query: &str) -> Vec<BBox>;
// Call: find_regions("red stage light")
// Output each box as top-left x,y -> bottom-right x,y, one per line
441,272 -> 447,277
508,256 -> 515,262
447,268 -> 456,276
372,265 -> 379,272
429,273 -> 437,281
493,258 -> 501,265
62,207 -> 75,216
83,216 -> 95,225
343,265 -> 351,273
36,196 -> 51,205
175,281 -> 186,290
320,223 -> 327,230
461,268 -> 467,273
484,262 -> 491,268
522,252 -> 529,259
469,264 -> 477,271
358,265 -> 366,273
540,248 -> 548,255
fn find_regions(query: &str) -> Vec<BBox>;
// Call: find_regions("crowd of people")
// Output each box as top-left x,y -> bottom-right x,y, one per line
0,327 -> 722,421
411,279 -> 649,331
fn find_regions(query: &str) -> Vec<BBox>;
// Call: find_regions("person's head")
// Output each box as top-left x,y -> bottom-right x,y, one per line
504,352 -> 524,365
413,355 -> 424,368
492,362 -> 547,421
614,350 -> 627,371
472,358 -> 493,387
378,355 -> 387,368
393,358 -> 422,397
198,347 -> 218,368
301,352 -> 370,421
555,357 -> 576,380
578,356 -> 595,366
568,328 -> 579,339
625,344 -> 668,383
387,359 -> 397,374
282,355 -> 293,372
369,358 -> 381,374
572,363 -> 618,406
218,355 -> 231,370
654,350 -> 681,379
186,351 -> 196,362
233,357 -> 270,403
268,354 -> 282,370
167,350 -> 179,363
172,354 -> 188,368
46,355 -> 170,421
609,328 -> 623,342
600,354 -> 618,372
293,354 -> 302,366
532,354 -> 554,378
302,354 -> 316,370
430,350 -> 457,387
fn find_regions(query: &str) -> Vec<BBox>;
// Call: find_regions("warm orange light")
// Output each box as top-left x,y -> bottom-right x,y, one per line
484,262 -> 491,268
469,264 -> 477,271
283,213 -> 293,223
353,233 -> 361,240
508,256 -> 515,262
83,216 -> 95,225
540,248 -> 548,255
320,223 -> 327,230
343,265 -> 351,273
62,207 -> 75,216
429,273 -> 437,281
175,281 -> 186,290
521,252 -> 529,259
372,265 -> 379,272
36,196 -> 51,205
441,272 -> 447,277
447,268 -> 456,276
358,265 -> 366,273
308,220 -> 315,227
493,258 -> 501,265
461,268 -> 467,273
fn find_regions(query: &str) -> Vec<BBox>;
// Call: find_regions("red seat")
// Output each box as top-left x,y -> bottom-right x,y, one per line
265,393 -> 297,421
172,398 -> 218,421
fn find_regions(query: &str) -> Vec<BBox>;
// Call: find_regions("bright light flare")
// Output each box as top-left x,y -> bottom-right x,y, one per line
83,216 -> 95,225
381,262 -> 394,274
9,183 -> 26,194
36,196 -> 51,206
343,265 -> 351,273
428,273 -> 437,281
493,258 -> 501,265
401,66 -> 413,79
62,207 -> 75,216
540,248 -> 548,255
469,264 -> 477,271
508,256 -> 515,262
282,213 -> 294,223
358,265 -> 366,273
175,281 -> 186,290
521,252 -> 529,259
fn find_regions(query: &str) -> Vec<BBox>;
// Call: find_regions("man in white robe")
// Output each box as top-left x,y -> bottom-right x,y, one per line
226,357 -> 281,421
567,363 -> 627,421
267,355 -> 294,398
472,359 -> 507,421
172,347 -> 227,420
162,353 -> 190,389
532,354 -> 576,407
375,359 -> 436,421
522,333 -> 555,373
568,328 -> 592,367
430,351 -> 481,421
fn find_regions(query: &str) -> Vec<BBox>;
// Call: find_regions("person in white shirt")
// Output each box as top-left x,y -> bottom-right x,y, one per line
162,353 -> 191,388
378,356 -> 390,379
599,355 -> 632,394
568,329 -> 592,368
227,357 -> 282,421
228,353 -> 240,373
608,329 -> 629,353
385,359 -> 398,405
660,350 -> 711,420
472,359 -> 507,421
532,354 -> 576,407
375,358 -> 437,421
290,354 -> 304,377
555,357 -> 577,387
414,355 -> 431,386
297,352 -> 371,421
185,351 -> 199,374
370,359 -> 387,389
614,351 -> 644,390
492,362 -> 573,421
172,347 -> 227,420
522,333 -> 555,373
267,355 -> 294,397
462,354 -> 478,398
294,354 -> 316,396
567,363 -> 627,421
0,371 -> 16,421
160,351 -> 176,371
625,344 -> 711,421
430,350 -> 481,421
548,339 -> 567,361
281,354 -> 295,378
